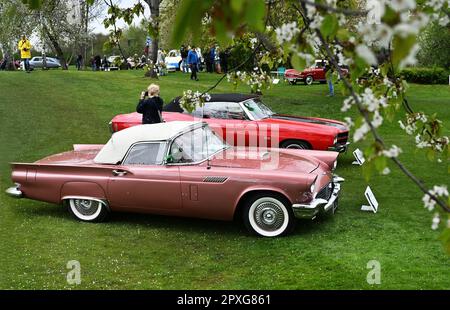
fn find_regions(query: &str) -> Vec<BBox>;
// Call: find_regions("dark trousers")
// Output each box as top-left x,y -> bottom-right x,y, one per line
22,58 -> 30,71
190,64 -> 198,80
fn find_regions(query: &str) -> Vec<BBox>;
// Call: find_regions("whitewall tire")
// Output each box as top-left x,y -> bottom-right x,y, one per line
243,195 -> 296,237
68,198 -> 108,222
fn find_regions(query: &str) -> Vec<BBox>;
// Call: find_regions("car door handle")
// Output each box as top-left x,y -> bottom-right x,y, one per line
112,169 -> 127,176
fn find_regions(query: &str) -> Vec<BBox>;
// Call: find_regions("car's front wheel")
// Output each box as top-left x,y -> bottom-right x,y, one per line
305,75 -> 314,85
67,198 -> 109,222
243,194 -> 296,237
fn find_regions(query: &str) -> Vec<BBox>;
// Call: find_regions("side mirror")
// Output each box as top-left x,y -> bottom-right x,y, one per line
165,154 -> 174,164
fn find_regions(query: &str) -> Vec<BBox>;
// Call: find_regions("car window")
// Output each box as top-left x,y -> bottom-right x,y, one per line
123,142 -> 167,165
169,126 -> 227,164
192,102 -> 246,120
35,58 -> 41,61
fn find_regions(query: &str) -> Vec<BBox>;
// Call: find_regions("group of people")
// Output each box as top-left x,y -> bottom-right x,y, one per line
178,44 -> 231,81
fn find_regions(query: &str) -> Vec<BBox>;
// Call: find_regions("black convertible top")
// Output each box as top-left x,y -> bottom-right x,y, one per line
163,93 -> 260,112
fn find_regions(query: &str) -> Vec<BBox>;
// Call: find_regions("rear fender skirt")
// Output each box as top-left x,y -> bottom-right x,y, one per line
60,182 -> 107,202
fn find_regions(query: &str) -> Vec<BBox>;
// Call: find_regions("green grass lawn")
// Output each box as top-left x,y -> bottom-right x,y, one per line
0,69 -> 448,289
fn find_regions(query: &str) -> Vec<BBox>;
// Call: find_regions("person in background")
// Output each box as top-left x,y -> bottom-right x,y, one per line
180,45 -> 188,73
220,48 -> 230,73
137,84 -> 164,124
324,62 -> 334,97
94,55 -> 101,71
195,46 -> 203,72
17,35 -> 32,73
214,46 -> 221,73
102,56 -> 109,71
208,45 -> 215,73
187,45 -> 199,81
76,54 -> 82,70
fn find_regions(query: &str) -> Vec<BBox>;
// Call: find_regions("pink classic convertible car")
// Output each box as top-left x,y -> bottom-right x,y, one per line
6,121 -> 343,237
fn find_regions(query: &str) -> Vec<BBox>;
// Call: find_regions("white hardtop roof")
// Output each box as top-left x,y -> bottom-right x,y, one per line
94,121 -> 202,164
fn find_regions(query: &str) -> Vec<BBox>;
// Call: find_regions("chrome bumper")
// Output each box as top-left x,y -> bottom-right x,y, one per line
328,142 -> 350,153
292,179 -> 342,219
6,184 -> 22,198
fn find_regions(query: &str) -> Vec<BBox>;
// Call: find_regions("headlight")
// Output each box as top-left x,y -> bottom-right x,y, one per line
333,136 -> 337,145
333,160 -> 337,170
310,182 -> 315,193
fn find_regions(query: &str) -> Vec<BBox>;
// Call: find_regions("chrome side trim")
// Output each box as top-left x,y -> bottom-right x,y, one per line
61,196 -> 109,208
6,184 -> 22,198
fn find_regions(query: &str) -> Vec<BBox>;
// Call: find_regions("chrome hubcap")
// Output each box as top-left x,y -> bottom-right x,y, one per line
286,143 -> 305,149
254,202 -> 285,231
73,199 -> 98,216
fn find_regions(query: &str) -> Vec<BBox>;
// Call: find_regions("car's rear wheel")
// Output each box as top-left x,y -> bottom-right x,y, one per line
281,140 -> 311,149
305,75 -> 314,85
68,198 -> 109,222
243,194 -> 296,237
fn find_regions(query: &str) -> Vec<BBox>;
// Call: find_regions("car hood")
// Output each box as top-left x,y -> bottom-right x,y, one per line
261,114 -> 348,131
209,147 -> 320,173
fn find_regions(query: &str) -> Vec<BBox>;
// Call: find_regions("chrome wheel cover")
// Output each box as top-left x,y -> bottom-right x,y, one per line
286,143 -> 307,149
254,202 -> 285,232
248,197 -> 290,237
73,199 -> 99,216
69,198 -> 103,221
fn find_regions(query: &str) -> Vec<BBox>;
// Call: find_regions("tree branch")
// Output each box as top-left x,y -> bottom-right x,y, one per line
296,2 -> 450,212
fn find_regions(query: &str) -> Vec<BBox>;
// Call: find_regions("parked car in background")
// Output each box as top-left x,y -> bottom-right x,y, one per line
110,94 -> 350,152
285,60 -> 349,85
165,49 -> 182,71
6,121 -> 344,237
29,56 -> 61,69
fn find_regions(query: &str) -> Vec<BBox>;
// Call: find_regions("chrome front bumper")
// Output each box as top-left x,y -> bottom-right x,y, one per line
328,142 -> 350,153
6,184 -> 22,198
292,179 -> 342,219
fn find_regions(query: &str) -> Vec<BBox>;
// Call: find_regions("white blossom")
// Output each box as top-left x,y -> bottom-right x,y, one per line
431,213 -> 440,230
382,167 -> 391,175
382,145 -> 402,158
422,185 -> 448,212
275,22 -> 300,45
389,0 -> 416,12
344,117 -> 354,128
353,122 -> 370,142
356,44 -> 378,65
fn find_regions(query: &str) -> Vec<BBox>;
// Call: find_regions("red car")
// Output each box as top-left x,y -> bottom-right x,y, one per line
285,60 -> 349,85
6,122 -> 344,237
110,93 -> 350,152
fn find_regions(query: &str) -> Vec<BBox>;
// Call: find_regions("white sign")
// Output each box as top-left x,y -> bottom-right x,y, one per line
352,148 -> 365,165
361,186 -> 378,213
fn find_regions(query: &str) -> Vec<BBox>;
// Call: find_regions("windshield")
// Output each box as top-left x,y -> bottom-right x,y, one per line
243,99 -> 275,120
169,125 -> 228,163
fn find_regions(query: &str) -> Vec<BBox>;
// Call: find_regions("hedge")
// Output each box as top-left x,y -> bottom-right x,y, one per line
400,67 -> 450,84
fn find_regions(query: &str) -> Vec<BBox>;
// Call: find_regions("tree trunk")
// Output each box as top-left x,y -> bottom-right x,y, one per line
145,0 -> 161,77
42,23 -> 68,70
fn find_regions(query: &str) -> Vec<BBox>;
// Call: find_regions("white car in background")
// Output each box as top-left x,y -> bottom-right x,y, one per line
29,56 -> 61,69
164,50 -> 182,71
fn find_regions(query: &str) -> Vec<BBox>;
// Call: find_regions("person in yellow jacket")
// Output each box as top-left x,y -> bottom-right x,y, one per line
18,35 -> 32,72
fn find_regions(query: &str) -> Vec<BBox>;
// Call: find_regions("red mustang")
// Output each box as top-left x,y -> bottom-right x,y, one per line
6,122 -> 343,237
110,93 -> 350,152
285,60 -> 349,85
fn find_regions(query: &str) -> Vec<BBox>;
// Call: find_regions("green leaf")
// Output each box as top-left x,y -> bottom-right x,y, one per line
291,53 -> 306,71
321,15 -> 339,38
391,34 -> 417,67
243,0 -> 266,31
231,0 -> 244,12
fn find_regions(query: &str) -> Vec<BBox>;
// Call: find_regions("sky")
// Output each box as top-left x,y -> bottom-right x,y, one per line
91,0 -> 151,34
